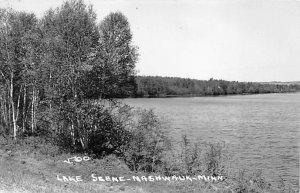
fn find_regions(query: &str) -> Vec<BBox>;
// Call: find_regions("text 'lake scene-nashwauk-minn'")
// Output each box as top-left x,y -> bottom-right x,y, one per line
0,0 -> 299,193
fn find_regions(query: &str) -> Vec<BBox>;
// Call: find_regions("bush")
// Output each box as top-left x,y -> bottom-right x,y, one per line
122,109 -> 171,172
202,142 -> 228,176
162,135 -> 229,177
54,100 -> 133,156
162,135 -> 203,176
230,169 -> 271,193
277,177 -> 299,193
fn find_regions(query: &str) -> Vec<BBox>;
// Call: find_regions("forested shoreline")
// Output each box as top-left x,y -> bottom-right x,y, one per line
134,76 -> 300,97
0,1 -> 299,192
1,0 -> 299,143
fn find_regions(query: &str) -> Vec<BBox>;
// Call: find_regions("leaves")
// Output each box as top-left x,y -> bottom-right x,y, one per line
0,1 -> 138,155
84,12 -> 138,99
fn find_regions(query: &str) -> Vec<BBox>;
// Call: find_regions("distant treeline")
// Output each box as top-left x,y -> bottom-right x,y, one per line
135,76 -> 300,97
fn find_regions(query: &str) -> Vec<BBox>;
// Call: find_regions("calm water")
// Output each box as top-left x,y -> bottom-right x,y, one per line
123,93 -> 300,187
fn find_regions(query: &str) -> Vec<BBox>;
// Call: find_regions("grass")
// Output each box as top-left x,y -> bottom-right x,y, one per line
0,137 -> 298,193
0,147 -> 146,193
0,148 -> 214,193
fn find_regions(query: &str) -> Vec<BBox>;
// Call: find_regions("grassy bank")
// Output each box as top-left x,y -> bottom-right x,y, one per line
0,143 -> 220,193
0,137 -> 298,193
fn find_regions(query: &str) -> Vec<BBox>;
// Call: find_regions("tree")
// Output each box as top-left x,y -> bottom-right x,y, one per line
40,0 -> 99,103
37,0 -> 100,147
84,12 -> 138,99
0,8 -> 39,139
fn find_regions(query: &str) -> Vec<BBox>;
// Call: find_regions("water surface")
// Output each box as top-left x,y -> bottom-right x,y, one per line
123,93 -> 300,187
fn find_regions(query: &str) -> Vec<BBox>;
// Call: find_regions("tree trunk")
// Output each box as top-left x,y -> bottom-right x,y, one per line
71,123 -> 75,146
22,85 -> 26,132
10,72 -> 17,140
31,87 -> 35,133
7,90 -> 11,134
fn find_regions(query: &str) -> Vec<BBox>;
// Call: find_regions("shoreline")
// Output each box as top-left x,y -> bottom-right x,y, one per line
125,91 -> 300,99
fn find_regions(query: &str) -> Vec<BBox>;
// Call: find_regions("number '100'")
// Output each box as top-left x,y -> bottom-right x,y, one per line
63,156 -> 91,164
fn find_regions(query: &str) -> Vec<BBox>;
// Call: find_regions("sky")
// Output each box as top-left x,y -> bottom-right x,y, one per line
1,0 -> 300,82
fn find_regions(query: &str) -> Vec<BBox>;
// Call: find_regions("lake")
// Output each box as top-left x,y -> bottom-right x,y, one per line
123,93 -> 300,187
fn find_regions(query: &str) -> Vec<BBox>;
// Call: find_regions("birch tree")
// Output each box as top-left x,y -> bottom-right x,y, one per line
0,9 -> 22,139
0,8 -> 40,139
40,0 -> 99,147
83,12 -> 138,99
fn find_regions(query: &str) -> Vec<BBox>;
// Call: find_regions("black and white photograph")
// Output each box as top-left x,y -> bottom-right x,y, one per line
0,0 -> 299,192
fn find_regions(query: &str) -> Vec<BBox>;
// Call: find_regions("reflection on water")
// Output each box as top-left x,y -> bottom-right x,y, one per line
123,93 -> 300,187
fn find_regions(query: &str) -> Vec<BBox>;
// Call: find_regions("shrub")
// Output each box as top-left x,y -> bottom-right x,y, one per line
162,135 -> 228,177
277,177 -> 299,193
122,109 -> 171,172
202,142 -> 228,176
163,135 -> 203,176
54,100 -> 133,156
230,169 -> 271,193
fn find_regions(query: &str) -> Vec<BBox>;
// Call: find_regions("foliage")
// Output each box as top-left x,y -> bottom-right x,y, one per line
135,76 -> 300,97
83,11 -> 138,99
0,8 -> 40,139
162,135 -> 228,177
52,100 -> 132,156
0,1 -> 299,192
122,109 -> 171,172
0,0 -> 138,144
229,169 -> 271,193
171,135 -> 203,175
40,0 -> 99,102
203,142 -> 228,176
277,177 -> 299,193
